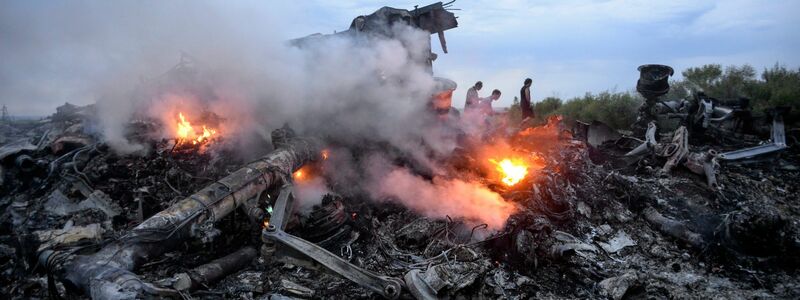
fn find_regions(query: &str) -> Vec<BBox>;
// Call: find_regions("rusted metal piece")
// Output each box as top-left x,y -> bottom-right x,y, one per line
39,129 -> 322,299
172,247 -> 257,291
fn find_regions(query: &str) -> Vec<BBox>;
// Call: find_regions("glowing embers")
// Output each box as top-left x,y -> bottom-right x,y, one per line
175,112 -> 218,146
489,158 -> 528,186
292,167 -> 308,181
292,150 -> 330,182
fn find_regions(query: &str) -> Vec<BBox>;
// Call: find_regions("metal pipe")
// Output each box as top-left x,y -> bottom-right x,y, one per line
41,129 -> 322,299
172,247 -> 257,291
643,207 -> 705,248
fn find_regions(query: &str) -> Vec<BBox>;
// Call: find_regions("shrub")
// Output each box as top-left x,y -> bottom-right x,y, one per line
534,97 -> 563,117
552,91 -> 642,130
672,63 -> 800,112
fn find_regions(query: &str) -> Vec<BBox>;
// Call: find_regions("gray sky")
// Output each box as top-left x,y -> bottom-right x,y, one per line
2,0 -> 799,115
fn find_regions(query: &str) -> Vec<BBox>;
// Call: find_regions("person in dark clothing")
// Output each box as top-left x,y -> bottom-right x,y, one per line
520,78 -> 533,120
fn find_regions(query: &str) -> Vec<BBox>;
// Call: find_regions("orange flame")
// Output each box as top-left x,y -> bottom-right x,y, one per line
489,158 -> 528,186
293,169 -> 305,180
175,112 -> 217,145
321,149 -> 330,160
177,113 -> 193,140
293,165 -> 313,181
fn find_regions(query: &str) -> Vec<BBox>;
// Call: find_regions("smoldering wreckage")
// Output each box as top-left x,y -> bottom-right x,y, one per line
1,2 -> 799,300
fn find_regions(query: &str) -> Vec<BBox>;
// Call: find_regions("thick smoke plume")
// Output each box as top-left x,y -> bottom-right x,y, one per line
374,168 -> 517,230
2,1 -> 516,229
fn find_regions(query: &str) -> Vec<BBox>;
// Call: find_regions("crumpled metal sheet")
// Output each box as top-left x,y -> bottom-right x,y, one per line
598,230 -> 637,254
0,139 -> 37,161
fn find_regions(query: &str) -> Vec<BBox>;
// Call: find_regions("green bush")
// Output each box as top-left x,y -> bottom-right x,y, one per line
671,63 -> 800,112
551,91 -> 642,130
747,64 -> 800,111
534,97 -> 563,116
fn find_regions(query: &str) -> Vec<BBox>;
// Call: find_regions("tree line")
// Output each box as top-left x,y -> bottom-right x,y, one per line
507,63 -> 800,129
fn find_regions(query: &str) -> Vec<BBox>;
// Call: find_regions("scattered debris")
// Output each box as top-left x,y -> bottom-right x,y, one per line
1,6 -> 799,300
34,223 -> 105,251
598,230 -> 636,254
279,279 -> 315,298
598,270 -> 640,300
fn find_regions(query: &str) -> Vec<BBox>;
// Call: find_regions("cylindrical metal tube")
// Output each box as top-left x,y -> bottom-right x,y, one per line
173,247 -> 257,291
42,132 -> 322,299
643,207 -> 705,248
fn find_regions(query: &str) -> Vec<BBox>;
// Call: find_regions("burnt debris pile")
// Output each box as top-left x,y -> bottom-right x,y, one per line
2,1 -> 800,298
0,94 -> 798,299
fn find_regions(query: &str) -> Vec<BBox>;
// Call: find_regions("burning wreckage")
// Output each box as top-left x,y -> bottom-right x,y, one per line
2,3 -> 800,300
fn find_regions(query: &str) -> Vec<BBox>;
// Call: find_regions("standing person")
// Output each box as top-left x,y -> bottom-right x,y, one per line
520,78 -> 533,120
464,81 -> 483,111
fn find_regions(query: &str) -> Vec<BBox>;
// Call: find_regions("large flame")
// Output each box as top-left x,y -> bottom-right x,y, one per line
175,112 -> 217,145
489,158 -> 528,186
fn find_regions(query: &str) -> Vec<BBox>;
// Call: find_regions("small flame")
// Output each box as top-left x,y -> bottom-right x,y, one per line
262,219 -> 269,228
175,112 -> 217,145
292,165 -> 316,182
321,149 -> 330,160
177,113 -> 193,140
489,158 -> 528,186
197,125 -> 216,143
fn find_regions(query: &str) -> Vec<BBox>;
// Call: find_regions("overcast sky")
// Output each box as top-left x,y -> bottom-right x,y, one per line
2,0 -> 799,115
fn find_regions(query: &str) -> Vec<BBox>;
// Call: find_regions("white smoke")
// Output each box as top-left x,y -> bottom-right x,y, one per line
373,167 -> 517,230
3,1 -> 516,228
